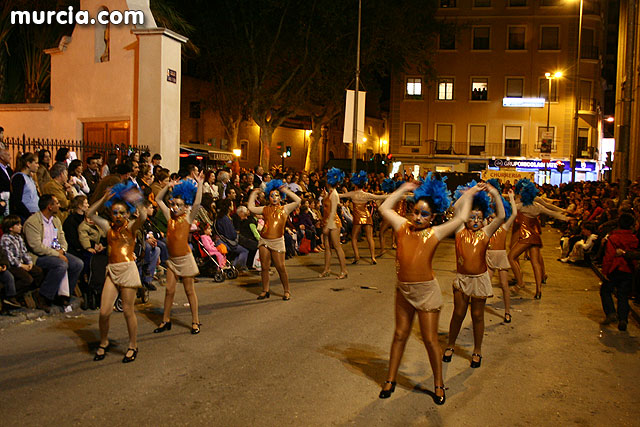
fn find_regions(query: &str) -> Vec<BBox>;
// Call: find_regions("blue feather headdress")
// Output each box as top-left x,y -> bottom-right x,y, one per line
105,181 -> 142,213
515,178 -> 538,206
172,180 -> 198,205
486,178 -> 511,218
413,172 -> 452,213
394,180 -> 405,190
381,178 -> 395,193
264,179 -> 285,197
351,170 -> 368,187
454,180 -> 492,217
327,167 -> 345,187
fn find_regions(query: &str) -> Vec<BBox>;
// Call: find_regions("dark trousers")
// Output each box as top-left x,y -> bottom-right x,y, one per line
35,254 -> 84,300
8,265 -> 43,295
600,270 -> 632,322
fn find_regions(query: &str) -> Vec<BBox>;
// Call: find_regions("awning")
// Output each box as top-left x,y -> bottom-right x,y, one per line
180,142 -> 235,162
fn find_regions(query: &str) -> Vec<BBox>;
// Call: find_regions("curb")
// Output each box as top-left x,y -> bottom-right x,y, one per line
0,298 -> 84,329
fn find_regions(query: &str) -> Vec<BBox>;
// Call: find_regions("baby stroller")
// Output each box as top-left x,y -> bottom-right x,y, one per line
191,231 -> 238,282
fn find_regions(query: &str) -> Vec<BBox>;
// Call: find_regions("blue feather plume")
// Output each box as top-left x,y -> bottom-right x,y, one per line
454,180 -> 492,217
381,178 -> 395,193
515,178 -> 538,206
172,180 -> 198,205
413,172 -> 452,213
327,167 -> 345,187
351,170 -> 368,187
105,181 -> 142,213
264,179 -> 285,197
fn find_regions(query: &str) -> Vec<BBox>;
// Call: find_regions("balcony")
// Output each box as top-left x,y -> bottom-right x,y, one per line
422,140 -> 528,158
578,97 -> 599,113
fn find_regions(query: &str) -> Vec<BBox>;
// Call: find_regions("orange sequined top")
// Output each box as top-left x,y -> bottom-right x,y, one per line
261,205 -> 288,239
455,228 -> 490,275
107,221 -> 136,264
394,199 -> 407,217
167,213 -> 191,257
488,226 -> 508,250
352,202 -> 372,225
322,191 -> 342,229
512,212 -> 543,247
396,222 -> 439,282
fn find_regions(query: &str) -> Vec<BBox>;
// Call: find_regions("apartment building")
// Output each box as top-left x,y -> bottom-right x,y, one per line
388,0 -> 605,184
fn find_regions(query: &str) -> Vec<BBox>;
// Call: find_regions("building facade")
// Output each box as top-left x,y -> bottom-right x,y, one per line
389,0 -> 605,184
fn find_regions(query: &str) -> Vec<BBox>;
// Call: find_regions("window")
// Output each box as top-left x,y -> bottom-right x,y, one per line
440,0 -> 456,7
473,27 -> 490,50
437,78 -> 454,100
537,127 -> 556,151
504,126 -> 522,156
469,125 -> 486,155
578,128 -> 589,155
189,101 -> 201,119
581,28 -> 598,59
436,124 -> 453,154
439,32 -> 456,50
403,123 -> 421,146
508,0 -> 526,6
579,80 -> 593,109
540,26 -> 559,50
506,78 -> 524,98
539,78 -> 558,102
541,0 -> 561,5
473,0 -> 491,6
471,78 -> 488,100
508,27 -> 526,50
240,140 -> 248,161
406,77 -> 422,97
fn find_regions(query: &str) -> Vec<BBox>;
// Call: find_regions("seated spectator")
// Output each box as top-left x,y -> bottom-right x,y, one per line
83,155 -> 101,194
196,193 -> 216,227
0,247 -> 20,309
36,149 -> 52,190
140,200 -> 165,290
68,159 -> 90,196
41,162 -> 74,222
215,199 -> 248,269
23,194 -> 84,312
559,222 -> 598,264
199,223 -> 227,268
0,216 -> 43,307
63,195 -> 89,257
233,205 -> 260,263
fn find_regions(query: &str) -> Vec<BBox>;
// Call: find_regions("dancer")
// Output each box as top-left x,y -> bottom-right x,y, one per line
508,178 -> 568,299
378,179 -> 405,253
88,182 -> 146,363
485,179 -> 517,323
339,171 -> 387,264
319,168 -> 348,279
442,181 -> 505,369
248,179 -> 301,300
378,174 -> 481,405
154,174 -> 205,334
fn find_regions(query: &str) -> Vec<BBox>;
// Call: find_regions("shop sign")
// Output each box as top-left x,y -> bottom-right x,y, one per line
489,159 -> 597,172
502,97 -> 545,108
208,152 -> 233,161
482,169 -> 535,182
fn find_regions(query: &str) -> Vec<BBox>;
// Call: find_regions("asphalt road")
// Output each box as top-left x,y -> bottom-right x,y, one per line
1,227 -> 638,426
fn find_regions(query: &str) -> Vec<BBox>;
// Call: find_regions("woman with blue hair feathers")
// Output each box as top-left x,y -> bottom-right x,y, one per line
485,180 -> 518,323
377,175 -> 483,405
153,172 -> 205,335
87,181 -> 147,363
247,179 -> 301,301
442,180 -> 505,371
509,178 -> 569,299
319,168 -> 348,279
339,170 -> 388,265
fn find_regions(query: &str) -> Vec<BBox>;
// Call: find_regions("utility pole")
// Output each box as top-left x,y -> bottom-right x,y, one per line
619,0 -> 636,199
350,0 -> 362,174
571,0 -> 584,182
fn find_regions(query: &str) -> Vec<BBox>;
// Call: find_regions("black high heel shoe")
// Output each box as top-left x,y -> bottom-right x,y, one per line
504,313 -> 512,323
93,343 -> 109,361
257,291 -> 270,300
122,347 -> 138,363
191,323 -> 202,334
433,385 -> 446,405
534,292 -> 542,300
379,381 -> 396,399
154,321 -> 172,333
442,347 -> 454,363
470,353 -> 482,368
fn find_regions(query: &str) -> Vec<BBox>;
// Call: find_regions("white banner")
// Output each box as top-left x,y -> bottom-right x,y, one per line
343,90 -> 366,144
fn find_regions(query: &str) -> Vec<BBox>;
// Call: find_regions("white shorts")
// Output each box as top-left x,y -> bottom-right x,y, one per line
397,279 -> 443,312
486,250 -> 511,270
452,271 -> 493,299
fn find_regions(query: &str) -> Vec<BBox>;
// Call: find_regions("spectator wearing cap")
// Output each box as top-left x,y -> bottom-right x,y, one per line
23,194 -> 84,312
41,162 -> 74,222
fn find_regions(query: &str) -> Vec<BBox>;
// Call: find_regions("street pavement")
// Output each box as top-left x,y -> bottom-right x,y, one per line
0,227 -> 638,426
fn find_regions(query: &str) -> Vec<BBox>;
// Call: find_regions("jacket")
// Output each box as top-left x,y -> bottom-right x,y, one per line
602,229 -> 638,276
78,220 -> 106,250
23,211 -> 68,261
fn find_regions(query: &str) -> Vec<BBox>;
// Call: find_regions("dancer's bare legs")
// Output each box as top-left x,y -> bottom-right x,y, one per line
351,224 -> 362,262
329,228 -> 347,277
271,250 -> 290,297
382,290 -> 415,392
445,288 -> 470,354
97,277 -> 119,355
182,277 -> 199,325
364,224 -> 377,263
160,268 -> 178,323
416,310 -> 444,398
259,246 -> 272,294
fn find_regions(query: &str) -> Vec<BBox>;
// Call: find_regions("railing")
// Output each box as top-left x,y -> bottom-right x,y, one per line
581,45 -> 599,60
578,98 -> 599,112
414,140 -> 528,157
1,135 -> 149,168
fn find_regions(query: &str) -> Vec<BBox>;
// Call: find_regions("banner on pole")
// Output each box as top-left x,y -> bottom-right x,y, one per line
343,90 -> 366,144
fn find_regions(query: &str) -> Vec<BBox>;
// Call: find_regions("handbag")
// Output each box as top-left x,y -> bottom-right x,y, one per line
299,237 -> 311,254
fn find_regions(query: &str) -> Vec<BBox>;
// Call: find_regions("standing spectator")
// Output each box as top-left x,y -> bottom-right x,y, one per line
10,152 -> 40,222
23,195 -> 84,312
151,153 -> 162,173
254,165 -> 264,188
202,170 -> 219,199
68,159 -> 90,196
54,148 -> 70,167
0,148 -> 13,216
0,215 -> 44,306
216,170 -> 230,199
41,162 -> 74,221
36,149 -> 52,190
600,213 -> 638,331
83,155 -> 101,194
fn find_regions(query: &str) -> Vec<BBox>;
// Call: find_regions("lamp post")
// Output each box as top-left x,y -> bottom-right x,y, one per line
543,71 -> 561,184
350,0 -> 362,174
570,0 -> 584,182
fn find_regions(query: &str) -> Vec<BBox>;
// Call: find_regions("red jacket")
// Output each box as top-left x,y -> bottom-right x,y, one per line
602,229 -> 638,276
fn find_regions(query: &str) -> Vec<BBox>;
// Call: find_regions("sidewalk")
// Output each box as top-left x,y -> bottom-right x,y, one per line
0,296 -> 84,329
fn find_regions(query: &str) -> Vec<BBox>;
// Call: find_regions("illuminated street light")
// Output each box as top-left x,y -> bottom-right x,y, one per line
233,148 -> 242,157
606,116 -> 615,123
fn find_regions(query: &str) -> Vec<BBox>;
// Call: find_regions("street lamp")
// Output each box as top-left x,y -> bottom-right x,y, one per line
570,0 -> 584,182
545,71 -> 563,131
542,71 -> 562,184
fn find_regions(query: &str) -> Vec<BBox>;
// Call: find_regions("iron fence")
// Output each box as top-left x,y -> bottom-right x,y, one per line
0,135 -> 149,168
